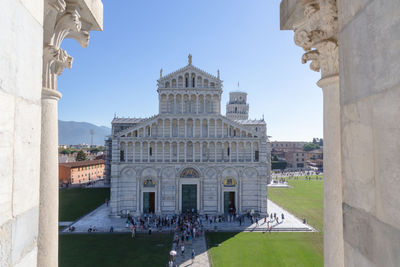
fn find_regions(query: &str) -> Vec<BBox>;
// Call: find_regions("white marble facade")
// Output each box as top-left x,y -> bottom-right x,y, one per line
108,56 -> 270,216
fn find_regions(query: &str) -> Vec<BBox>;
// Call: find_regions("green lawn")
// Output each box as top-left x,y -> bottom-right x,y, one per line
59,188 -> 110,221
206,232 -> 323,267
59,233 -> 172,267
268,179 -> 323,231
207,179 -> 324,267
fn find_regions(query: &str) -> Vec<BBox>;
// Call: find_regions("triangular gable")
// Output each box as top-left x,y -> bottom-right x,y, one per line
158,64 -> 221,84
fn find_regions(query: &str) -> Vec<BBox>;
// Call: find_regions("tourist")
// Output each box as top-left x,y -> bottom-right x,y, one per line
191,249 -> 196,263
149,226 -> 152,235
109,226 -> 114,232
281,213 -> 285,221
181,244 -> 185,256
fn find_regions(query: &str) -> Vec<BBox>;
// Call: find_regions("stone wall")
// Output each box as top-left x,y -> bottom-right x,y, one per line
338,0 -> 400,265
0,0 -> 43,266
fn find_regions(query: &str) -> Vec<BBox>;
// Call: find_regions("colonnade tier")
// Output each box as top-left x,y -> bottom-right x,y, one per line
160,72 -> 219,89
158,93 -> 221,114
118,140 -> 260,163
121,117 -> 260,139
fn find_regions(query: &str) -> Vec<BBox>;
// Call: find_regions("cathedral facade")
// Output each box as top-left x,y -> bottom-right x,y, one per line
107,56 -> 270,216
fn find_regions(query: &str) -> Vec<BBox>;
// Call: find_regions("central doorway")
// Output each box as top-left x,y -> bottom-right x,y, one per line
224,191 -> 235,214
182,184 -> 197,213
143,192 -> 155,213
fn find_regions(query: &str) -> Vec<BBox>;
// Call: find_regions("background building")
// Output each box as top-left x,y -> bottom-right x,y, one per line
59,159 -> 105,185
271,141 -> 323,170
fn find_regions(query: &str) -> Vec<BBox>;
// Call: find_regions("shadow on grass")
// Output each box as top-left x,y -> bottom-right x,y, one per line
59,233 -> 172,267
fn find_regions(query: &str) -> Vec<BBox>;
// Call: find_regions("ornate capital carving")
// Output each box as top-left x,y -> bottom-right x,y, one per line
43,1 -> 93,91
293,0 -> 338,78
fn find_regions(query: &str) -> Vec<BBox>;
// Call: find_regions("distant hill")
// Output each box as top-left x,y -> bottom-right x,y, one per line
58,120 -> 111,145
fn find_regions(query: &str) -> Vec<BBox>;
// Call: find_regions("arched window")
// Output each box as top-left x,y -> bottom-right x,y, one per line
185,77 -> 188,88
235,107 -> 237,112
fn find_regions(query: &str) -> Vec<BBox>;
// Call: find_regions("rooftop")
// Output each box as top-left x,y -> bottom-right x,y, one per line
59,159 -> 104,168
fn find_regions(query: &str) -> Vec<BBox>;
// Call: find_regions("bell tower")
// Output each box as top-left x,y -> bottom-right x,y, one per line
226,91 -> 249,120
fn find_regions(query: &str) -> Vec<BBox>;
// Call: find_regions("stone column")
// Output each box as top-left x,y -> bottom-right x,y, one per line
38,1 -> 102,266
184,119 -> 187,137
236,142 -> 239,162
196,95 -> 199,114
316,43 -> 343,267
282,1 -> 343,266
184,142 -> 187,162
154,142 -> 157,162
229,142 -> 232,162
207,119 -> 210,137
200,143 -> 203,162
132,142 -> 135,162
250,142 -> 254,162
38,88 -> 61,267
170,143 -> 172,162
162,142 -> 165,162
140,142 -> 143,162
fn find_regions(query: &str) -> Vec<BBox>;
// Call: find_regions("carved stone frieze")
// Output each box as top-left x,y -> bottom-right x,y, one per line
293,0 -> 338,78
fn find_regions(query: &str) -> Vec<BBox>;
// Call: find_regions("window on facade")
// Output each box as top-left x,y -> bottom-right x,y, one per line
147,128 -> 150,136
192,77 -> 195,87
120,150 -> 125,161
149,147 -> 152,156
255,150 -> 259,161
185,77 -> 188,87
227,147 -> 230,156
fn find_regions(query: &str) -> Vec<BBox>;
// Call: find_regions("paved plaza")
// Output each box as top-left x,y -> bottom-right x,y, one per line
60,199 -> 315,234
171,234 -> 210,267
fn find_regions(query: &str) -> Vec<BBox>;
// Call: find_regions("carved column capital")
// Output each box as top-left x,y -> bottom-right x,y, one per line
293,0 -> 338,78
43,1 -> 93,91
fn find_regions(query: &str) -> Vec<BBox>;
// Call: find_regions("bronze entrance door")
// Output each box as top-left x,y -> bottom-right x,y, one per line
143,192 -> 155,213
182,184 -> 197,213
224,192 -> 235,214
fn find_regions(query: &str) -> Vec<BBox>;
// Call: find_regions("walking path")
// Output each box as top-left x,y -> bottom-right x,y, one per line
61,199 -> 315,234
171,233 -> 210,267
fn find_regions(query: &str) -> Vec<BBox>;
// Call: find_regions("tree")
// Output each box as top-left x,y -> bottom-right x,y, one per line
76,150 -> 87,161
303,143 -> 320,151
60,148 -> 72,155
272,155 -> 279,161
271,161 -> 287,170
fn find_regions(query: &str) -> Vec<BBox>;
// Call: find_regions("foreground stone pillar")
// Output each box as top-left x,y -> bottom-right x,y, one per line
37,1 -> 103,266
38,88 -> 61,266
280,1 -> 343,266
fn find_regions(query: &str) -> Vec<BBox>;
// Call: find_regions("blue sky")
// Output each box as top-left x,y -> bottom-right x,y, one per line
58,0 -> 322,141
